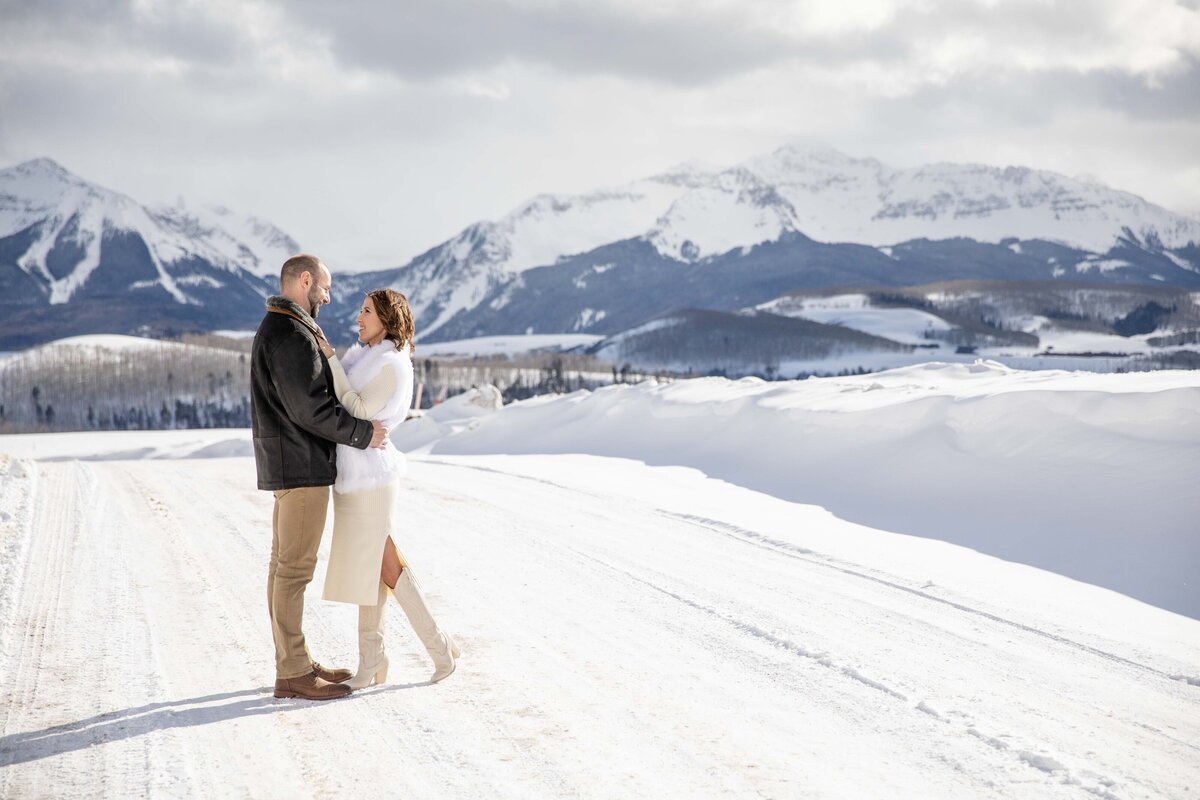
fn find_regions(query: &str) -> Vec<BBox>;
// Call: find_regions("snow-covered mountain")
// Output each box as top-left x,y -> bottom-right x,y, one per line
148,202 -> 299,279
741,146 -> 1200,254
0,158 -> 294,348
6,149 -> 1200,351
334,145 -> 1200,342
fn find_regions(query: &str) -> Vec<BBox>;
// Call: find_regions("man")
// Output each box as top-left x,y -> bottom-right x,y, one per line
251,253 -> 389,700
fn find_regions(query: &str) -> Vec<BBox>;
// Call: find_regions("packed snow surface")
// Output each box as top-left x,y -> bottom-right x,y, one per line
1,363 -> 1198,798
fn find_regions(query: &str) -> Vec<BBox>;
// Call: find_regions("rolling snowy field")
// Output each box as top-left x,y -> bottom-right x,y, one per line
1,364 -> 1198,799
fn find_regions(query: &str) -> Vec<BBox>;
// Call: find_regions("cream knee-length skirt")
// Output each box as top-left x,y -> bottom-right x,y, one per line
323,481 -> 397,605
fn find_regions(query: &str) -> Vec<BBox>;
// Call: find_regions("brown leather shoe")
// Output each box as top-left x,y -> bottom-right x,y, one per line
312,661 -> 353,683
274,672 -> 353,700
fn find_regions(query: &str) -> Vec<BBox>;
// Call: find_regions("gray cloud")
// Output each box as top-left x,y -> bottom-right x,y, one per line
274,0 -> 1200,87
870,59 -> 1200,131
278,0 -> 801,86
0,0 -> 253,67
6,0 -> 1197,93
1093,57 -> 1200,119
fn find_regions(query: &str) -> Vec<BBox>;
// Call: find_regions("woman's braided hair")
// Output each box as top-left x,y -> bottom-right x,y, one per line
367,288 -> 415,354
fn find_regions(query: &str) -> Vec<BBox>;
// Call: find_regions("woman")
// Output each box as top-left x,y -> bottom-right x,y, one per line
317,288 -> 459,688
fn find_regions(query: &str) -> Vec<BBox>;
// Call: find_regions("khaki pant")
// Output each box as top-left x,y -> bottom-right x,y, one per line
267,486 -> 330,679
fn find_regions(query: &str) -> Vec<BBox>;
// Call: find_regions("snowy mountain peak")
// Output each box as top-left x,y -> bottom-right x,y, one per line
8,157 -> 77,184
660,157 -> 721,175
729,149 -> 1200,253
0,158 -> 114,229
766,142 -> 876,166
148,202 -> 299,278
0,158 -> 294,314
651,159 -> 723,188
364,145 -> 1200,341
649,167 -> 800,262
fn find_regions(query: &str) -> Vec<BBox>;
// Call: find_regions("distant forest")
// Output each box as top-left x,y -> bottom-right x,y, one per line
0,335 -> 661,434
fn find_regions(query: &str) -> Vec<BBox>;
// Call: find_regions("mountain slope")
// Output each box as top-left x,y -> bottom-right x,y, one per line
0,159 -> 294,348
337,232 -> 1200,347
328,146 -> 1200,343
5,149 -> 1200,351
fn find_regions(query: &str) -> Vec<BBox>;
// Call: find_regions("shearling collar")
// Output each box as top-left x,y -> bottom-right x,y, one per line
266,295 -> 321,336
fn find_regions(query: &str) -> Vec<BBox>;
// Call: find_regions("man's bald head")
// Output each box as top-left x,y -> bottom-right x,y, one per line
279,254 -> 332,318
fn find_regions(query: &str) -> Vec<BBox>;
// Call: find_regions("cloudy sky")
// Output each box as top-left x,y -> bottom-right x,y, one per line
2,0 -> 1198,270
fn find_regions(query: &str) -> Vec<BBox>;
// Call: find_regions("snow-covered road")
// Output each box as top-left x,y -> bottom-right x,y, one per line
2,450 -> 1197,798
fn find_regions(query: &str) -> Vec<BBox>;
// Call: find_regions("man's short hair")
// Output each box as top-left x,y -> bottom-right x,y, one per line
280,254 -> 324,286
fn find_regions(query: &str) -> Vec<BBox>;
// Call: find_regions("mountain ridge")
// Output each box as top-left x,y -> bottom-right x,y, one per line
0,158 -> 297,348
327,144 -> 1200,342
3,150 -> 1199,350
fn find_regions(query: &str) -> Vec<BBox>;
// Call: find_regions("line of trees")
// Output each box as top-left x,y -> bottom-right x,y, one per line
0,340 -> 252,434
1,340 -> 666,434
410,353 -> 667,406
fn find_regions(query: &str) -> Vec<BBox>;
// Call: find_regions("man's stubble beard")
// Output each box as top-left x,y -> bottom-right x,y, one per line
307,283 -> 323,318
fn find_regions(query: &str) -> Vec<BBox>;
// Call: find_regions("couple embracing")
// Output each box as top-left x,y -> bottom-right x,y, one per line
250,254 -> 458,701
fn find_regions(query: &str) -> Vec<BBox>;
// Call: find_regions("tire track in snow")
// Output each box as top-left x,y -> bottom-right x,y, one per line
415,459 -> 1175,799
0,457 -> 37,677
619,508 -> 1196,799
566,547 -> 910,700
564,532 -> 1135,800
407,466 -> 1020,797
1,462 -> 168,797
113,459 -> 589,799
2,462 -> 86,789
391,475 -> 791,798
4,453 -> 1194,798
106,461 -> 346,798
659,511 -> 1198,689
422,459 -> 1196,687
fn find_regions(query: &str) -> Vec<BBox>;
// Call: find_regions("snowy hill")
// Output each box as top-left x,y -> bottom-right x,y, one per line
587,307 -> 914,376
0,364 -> 1197,797
333,145 -> 1200,343
0,159 -> 294,348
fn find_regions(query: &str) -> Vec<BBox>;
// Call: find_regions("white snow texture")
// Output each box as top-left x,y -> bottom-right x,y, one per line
1,363 -> 1197,798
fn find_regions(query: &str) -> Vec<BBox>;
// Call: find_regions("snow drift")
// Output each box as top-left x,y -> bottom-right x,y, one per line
397,361 -> 1200,618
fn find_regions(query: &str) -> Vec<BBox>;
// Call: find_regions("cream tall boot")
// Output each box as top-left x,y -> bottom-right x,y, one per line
391,567 -> 460,683
346,581 -> 389,689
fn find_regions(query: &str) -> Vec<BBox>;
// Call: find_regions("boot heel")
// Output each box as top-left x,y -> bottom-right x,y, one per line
375,662 -> 389,683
